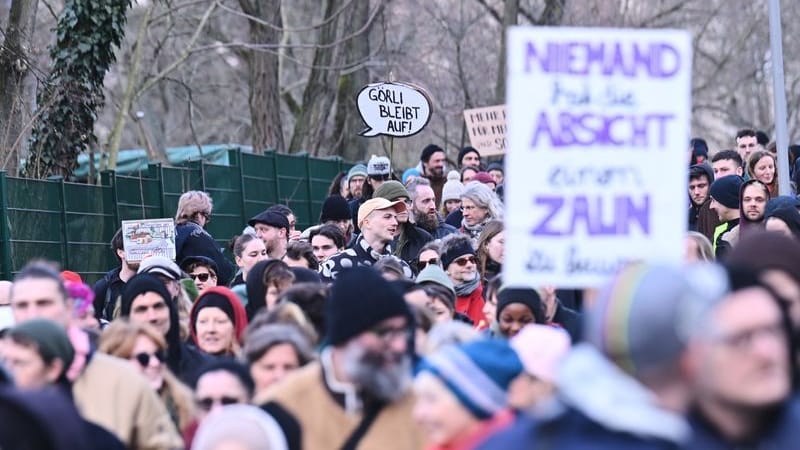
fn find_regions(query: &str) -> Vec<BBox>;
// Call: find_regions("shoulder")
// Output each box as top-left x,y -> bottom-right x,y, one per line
257,363 -> 322,406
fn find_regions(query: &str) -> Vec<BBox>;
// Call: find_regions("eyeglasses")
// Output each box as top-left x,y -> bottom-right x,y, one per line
189,272 -> 214,282
195,396 -> 241,411
453,256 -> 476,266
418,258 -> 439,270
134,350 -> 166,368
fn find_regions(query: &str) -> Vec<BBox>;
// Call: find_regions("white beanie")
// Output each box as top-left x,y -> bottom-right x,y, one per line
441,171 -> 464,202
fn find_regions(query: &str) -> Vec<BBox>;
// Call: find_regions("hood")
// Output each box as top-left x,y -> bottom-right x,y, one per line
190,286 -> 249,346
556,344 -> 690,444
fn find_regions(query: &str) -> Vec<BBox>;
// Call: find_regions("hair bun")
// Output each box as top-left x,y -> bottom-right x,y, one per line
447,170 -> 460,181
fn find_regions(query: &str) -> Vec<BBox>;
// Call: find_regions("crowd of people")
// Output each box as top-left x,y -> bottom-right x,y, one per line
1,138 -> 800,449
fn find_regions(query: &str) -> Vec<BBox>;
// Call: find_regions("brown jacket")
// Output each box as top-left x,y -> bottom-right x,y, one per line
261,361 -> 425,450
72,353 -> 184,450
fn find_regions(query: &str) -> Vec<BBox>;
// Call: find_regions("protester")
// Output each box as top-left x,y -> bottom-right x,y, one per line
374,180 -> 433,263
487,162 -> 504,187
738,179 -> 769,237
175,190 -> 234,286
736,128 -> 761,167
765,207 -> 800,239
190,287 -> 248,357
685,231 -> 715,263
403,168 -> 422,185
66,281 -> 99,330
709,174 -> 744,258
137,255 -> 194,338
414,241 -> 441,274
479,262 -> 728,449
688,163 -> 717,235
10,263 -> 183,448
191,405 -> 289,450
320,197 -> 413,281
249,210 -> 291,260
244,323 -> 314,401
420,144 -> 447,208
245,260 -> 295,320
349,155 -> 392,234
441,170 -> 464,219
181,255 -> 219,294
327,170 -> 349,199
440,234 -> 485,326
229,233 -> 267,287
283,241 -> 318,271
476,220 -> 503,284
308,224 -> 345,263
494,287 -> 546,339
317,194 -> 353,242
461,166 -> 478,184
506,324 -> 571,411
481,276 -> 501,336
3,319 -> 74,390
260,267 -> 424,449
98,320 -> 196,431
538,286 -> 582,342
407,177 -> 457,240
747,150 -> 779,196
458,146 -> 481,169
459,183 -> 503,245
689,137 -> 709,165
267,204 -> 301,241
192,360 -> 255,423
710,149 -> 744,179
472,172 -> 496,190
345,164 -> 367,201
413,339 -> 522,450
92,228 -> 137,322
374,256 -> 410,281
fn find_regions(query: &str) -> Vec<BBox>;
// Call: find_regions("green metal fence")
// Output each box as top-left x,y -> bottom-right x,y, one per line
0,148 -> 351,284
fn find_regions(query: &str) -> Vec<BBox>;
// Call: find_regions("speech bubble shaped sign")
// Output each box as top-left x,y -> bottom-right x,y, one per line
357,82 -> 432,138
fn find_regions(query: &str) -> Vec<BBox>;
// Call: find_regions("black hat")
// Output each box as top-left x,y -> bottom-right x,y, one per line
496,287 -> 544,322
320,196 -> 351,223
180,255 -> 219,276
290,267 -> 322,284
248,210 -> 290,231
420,144 -> 444,163
487,162 -> 504,173
325,267 -> 408,346
458,147 -> 480,165
709,175 -> 744,209
441,240 -> 476,269
120,273 -> 172,317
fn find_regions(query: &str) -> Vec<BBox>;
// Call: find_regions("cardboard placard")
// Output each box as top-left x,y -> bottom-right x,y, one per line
357,82 -> 432,137
463,105 -> 507,156
121,218 -> 176,263
504,27 -> 692,288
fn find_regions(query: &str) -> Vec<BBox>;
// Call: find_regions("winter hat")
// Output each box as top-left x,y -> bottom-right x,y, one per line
420,144 -> 445,163
190,287 -> 249,345
416,264 -> 456,295
765,195 -> 800,217
60,271 -> 82,284
247,210 -> 290,231
690,138 -> 709,162
290,267 -> 322,284
357,198 -> 407,228
325,266 -> 409,346
402,168 -> 421,185
709,175 -> 744,209
138,256 -> 183,280
367,156 -> 391,176
585,262 -> 729,376
487,162 -> 504,174
347,164 -> 367,181
440,239 -> 475,270
472,172 -> 494,185
458,147 -> 481,167
65,282 -> 94,317
766,207 -> 800,239
496,287 -> 544,322
510,324 -> 571,383
320,196 -> 351,223
726,230 -> 800,284
192,404 -> 289,450
442,171 -> 464,203
9,319 -> 75,373
120,273 -> 172,317
374,180 -> 410,202
180,255 -> 219,276
418,339 -> 523,419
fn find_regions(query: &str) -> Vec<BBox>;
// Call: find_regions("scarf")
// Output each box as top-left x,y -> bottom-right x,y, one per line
454,276 -> 481,297
461,217 -> 491,245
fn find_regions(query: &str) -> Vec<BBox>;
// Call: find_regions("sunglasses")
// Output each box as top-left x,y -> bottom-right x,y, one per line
189,272 -> 214,282
453,256 -> 476,266
134,350 -> 166,368
195,396 -> 241,411
418,258 -> 439,270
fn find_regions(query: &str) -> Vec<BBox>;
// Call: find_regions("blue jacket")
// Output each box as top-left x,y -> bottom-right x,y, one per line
688,398 -> 800,449
478,345 -> 689,450
175,221 -> 235,285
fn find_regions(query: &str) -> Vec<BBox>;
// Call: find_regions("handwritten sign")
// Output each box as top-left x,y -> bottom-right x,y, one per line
504,27 -> 691,288
121,218 -> 176,263
357,82 -> 432,137
463,105 -> 507,156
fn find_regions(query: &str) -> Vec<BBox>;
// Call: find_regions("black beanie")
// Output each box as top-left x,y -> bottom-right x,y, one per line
709,175 -> 744,209
325,266 -> 409,346
320,196 -> 351,223
496,287 -> 545,323
192,292 -> 235,324
441,240 -> 476,270
420,144 -> 444,163
120,273 -> 172,317
458,147 -> 480,166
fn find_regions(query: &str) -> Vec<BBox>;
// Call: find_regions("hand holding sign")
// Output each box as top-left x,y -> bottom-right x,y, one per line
357,82 -> 432,137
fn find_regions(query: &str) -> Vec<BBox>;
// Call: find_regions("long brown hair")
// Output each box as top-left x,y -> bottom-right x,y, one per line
476,220 -> 504,280
747,150 -> 778,195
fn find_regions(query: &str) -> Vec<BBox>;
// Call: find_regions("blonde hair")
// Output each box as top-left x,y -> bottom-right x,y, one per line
175,190 -> 213,225
99,320 -> 196,429
686,231 -> 715,262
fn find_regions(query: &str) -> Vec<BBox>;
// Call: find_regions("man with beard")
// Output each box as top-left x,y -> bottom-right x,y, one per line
739,179 -> 769,234
688,164 -> 717,237
687,272 -> 800,449
709,175 -> 744,258
92,228 -> 138,323
248,210 -> 291,260
260,267 -> 424,450
407,177 -> 457,240
320,197 -> 413,281
420,144 -> 447,209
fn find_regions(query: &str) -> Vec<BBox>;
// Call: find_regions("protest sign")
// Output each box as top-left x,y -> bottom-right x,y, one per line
463,105 -> 507,156
504,27 -> 692,288
357,82 -> 432,137
121,218 -> 176,263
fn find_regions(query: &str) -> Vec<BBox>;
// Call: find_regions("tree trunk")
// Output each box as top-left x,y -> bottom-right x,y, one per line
239,0 -> 284,154
288,0 -> 344,155
0,0 -> 38,176
332,0 -> 374,161
494,0 -> 519,104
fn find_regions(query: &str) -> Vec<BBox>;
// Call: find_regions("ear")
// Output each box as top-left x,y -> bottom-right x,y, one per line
116,248 -> 126,261
45,359 -> 65,384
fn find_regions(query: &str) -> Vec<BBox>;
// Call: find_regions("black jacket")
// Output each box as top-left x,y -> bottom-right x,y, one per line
175,221 -> 235,285
92,268 -> 126,321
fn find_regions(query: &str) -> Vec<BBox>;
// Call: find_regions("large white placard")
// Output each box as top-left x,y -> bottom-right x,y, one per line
505,27 -> 692,288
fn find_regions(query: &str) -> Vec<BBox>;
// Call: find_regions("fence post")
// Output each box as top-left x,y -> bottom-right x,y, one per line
0,172 -> 13,279
271,152 -> 281,205
102,170 -> 120,227
233,149 -> 247,222
153,163 -> 167,218
57,177 -> 70,270
305,154 -> 314,227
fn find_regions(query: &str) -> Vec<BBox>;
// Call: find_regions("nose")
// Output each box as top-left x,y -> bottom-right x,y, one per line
388,333 -> 408,354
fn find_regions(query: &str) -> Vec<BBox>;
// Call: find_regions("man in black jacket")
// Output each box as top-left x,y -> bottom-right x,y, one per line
92,229 -> 138,323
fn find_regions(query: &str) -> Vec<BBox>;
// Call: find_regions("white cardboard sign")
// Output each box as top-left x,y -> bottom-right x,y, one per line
504,27 -> 692,288
121,218 -> 176,263
357,82 -> 432,137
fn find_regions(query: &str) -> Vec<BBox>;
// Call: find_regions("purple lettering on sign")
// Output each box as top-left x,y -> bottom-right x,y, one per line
524,41 -> 680,78
531,194 -> 650,236
530,112 -> 674,149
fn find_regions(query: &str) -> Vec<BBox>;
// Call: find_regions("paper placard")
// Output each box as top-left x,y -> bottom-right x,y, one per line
121,218 -> 176,263
463,105 -> 507,156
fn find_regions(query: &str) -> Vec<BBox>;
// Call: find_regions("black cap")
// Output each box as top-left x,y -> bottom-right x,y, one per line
248,210 -> 290,231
